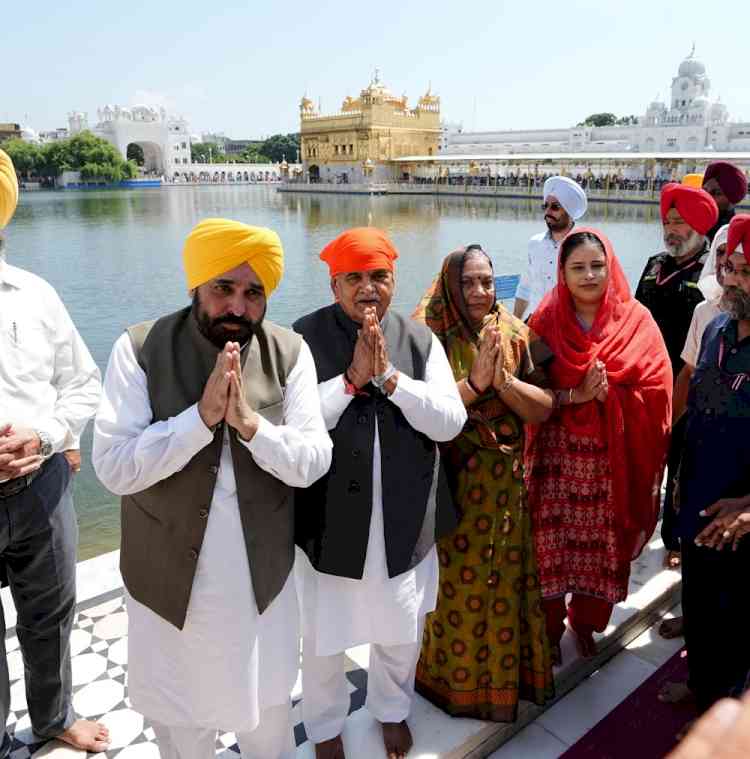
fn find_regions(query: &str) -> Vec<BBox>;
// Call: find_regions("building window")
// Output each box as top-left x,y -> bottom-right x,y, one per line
183,158 -> 188,164
181,142 -> 187,149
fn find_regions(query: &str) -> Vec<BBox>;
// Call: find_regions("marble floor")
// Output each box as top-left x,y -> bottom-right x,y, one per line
0,533 -> 681,758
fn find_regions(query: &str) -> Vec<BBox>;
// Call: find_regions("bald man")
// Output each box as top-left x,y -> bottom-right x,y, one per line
93,219 -> 332,759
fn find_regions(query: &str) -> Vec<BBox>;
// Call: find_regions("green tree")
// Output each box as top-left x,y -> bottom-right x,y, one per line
191,142 -> 223,163
127,144 -> 145,165
577,113 -> 617,127
29,131 -> 137,183
260,133 -> 300,163
240,147 -> 271,163
0,138 -> 43,178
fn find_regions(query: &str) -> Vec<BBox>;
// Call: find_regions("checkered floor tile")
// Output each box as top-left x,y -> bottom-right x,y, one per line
4,590 -> 368,757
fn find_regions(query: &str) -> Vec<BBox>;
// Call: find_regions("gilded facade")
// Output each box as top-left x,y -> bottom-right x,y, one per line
300,72 -> 440,182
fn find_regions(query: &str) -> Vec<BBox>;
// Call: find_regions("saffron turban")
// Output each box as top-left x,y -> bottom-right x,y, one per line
704,161 -> 748,205
681,173 -> 704,189
660,183 -> 718,236
727,214 -> 750,264
543,176 -> 587,220
0,149 -> 19,230
320,227 -> 399,277
182,218 -> 284,295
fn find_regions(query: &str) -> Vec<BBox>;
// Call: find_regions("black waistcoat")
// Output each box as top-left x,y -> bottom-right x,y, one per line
293,303 -> 457,579
635,246 -> 707,375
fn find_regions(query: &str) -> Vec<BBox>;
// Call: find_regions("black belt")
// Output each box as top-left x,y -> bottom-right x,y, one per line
0,467 -> 41,500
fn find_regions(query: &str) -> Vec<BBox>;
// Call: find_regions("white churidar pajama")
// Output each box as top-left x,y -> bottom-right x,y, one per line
297,333 -> 466,743
93,335 -> 332,759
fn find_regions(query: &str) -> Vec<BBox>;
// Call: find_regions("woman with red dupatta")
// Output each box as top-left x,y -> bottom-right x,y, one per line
526,228 -> 672,662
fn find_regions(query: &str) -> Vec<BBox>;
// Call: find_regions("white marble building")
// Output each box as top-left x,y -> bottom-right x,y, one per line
443,49 -> 750,155
68,106 -> 191,176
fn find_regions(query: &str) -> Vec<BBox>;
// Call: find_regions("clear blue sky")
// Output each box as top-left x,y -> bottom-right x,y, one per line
6,0 -> 750,138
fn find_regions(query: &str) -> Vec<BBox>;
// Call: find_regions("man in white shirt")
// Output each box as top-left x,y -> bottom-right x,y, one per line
514,176 -> 588,320
0,149 -> 106,753
293,228 -> 466,759
93,219 -> 332,759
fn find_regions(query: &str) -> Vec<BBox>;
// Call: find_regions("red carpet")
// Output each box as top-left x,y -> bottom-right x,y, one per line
560,647 -> 697,759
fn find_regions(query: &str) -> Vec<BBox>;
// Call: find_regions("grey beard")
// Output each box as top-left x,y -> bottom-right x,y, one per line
664,230 -> 704,259
720,287 -> 750,320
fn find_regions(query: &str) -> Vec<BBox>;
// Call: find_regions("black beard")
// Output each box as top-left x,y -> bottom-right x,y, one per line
720,287 -> 750,321
191,293 -> 263,348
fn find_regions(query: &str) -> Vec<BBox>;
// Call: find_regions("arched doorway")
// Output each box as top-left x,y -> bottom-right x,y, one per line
308,164 -> 320,183
126,141 -> 164,174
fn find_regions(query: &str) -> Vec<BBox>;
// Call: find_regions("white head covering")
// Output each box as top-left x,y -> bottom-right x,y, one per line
698,224 -> 729,301
543,176 -> 588,220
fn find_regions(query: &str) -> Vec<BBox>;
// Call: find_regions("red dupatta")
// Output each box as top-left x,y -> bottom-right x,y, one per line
526,227 -> 673,561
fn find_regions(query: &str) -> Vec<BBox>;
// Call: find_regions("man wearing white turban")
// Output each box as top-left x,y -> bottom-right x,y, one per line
93,219 -> 332,758
514,176 -> 588,320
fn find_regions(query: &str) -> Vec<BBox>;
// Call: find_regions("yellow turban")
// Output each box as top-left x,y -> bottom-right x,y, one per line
182,218 -> 284,295
0,149 -> 19,230
681,173 -> 704,189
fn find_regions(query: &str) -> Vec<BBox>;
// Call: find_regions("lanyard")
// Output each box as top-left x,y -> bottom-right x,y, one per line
718,336 -> 749,391
655,258 -> 701,287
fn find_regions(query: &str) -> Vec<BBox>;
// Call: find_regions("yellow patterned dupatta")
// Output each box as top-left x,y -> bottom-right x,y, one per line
413,248 -> 550,452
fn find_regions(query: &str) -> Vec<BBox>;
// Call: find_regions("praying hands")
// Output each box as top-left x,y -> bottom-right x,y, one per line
197,342 -> 259,441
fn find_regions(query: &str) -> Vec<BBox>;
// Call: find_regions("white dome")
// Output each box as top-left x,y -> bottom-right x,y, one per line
679,56 -> 706,78
691,96 -> 710,109
20,126 -> 38,141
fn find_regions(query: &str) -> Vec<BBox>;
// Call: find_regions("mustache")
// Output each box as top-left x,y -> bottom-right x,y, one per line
213,315 -> 254,326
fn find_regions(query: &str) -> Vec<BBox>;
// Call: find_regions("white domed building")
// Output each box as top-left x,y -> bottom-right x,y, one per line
442,48 -> 750,155
67,103 -> 191,176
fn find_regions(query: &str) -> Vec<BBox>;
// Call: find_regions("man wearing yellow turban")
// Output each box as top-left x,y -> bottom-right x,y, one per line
0,149 -> 108,751
93,218 -> 331,759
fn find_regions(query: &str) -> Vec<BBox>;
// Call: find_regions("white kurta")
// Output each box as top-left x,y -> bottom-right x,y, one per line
681,297 -> 722,368
296,333 -> 466,657
93,334 -> 332,731
515,230 -> 561,319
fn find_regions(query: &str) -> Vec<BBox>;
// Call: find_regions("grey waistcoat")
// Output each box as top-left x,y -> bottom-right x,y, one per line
293,303 -> 457,580
120,307 -> 301,629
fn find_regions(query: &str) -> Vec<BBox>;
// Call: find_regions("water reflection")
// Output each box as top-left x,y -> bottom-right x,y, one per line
6,186 -> 666,558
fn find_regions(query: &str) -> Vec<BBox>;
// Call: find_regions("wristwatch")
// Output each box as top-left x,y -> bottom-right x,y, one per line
371,363 -> 397,390
35,430 -> 53,458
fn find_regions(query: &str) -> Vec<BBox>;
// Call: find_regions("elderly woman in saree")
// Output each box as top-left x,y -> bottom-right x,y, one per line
412,244 -> 555,722
525,228 -> 672,663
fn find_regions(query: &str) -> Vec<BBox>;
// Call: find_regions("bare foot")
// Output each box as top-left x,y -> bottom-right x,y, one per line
658,680 -> 695,704
663,550 -> 682,569
658,616 -> 685,640
381,720 -> 413,759
574,631 -> 598,659
57,719 -> 110,752
315,735 -> 345,759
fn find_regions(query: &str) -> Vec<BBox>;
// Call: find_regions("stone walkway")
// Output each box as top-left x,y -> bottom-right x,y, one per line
1,533 -> 681,758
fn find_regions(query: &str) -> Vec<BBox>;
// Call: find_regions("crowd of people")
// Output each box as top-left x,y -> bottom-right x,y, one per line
406,171 -> 686,192
1,145 -> 750,759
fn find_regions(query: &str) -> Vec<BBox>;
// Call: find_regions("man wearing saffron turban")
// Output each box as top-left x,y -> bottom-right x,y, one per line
668,213 -> 750,715
93,219 -> 332,758
0,150 -> 106,751
635,184 -> 719,637
293,228 -> 466,759
702,161 -> 748,242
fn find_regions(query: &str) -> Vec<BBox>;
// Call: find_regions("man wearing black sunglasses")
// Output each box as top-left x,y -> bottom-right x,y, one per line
514,176 -> 587,320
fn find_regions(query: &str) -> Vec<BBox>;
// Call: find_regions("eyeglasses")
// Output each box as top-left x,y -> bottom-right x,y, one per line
542,202 -> 562,211
720,261 -> 750,281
